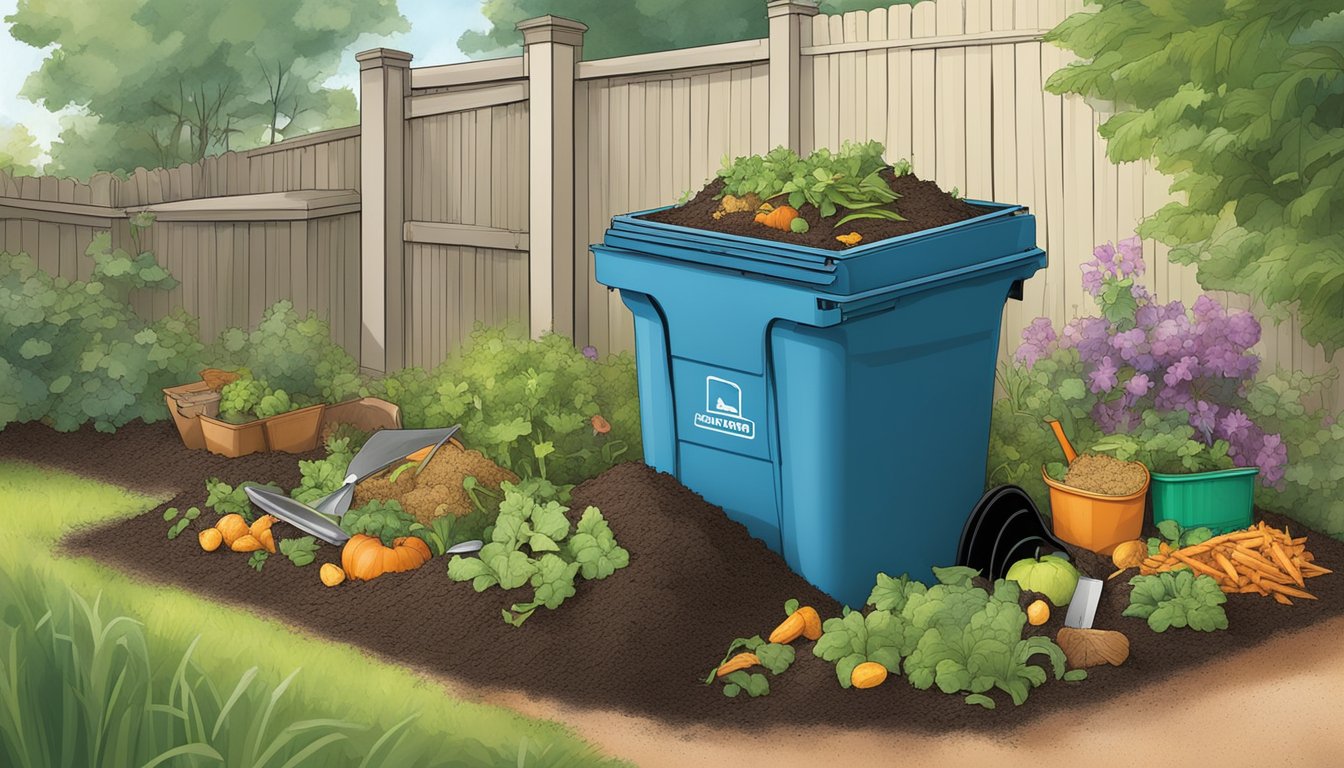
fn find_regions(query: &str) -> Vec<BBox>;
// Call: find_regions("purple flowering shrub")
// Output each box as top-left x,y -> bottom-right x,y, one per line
1009,236 -> 1287,487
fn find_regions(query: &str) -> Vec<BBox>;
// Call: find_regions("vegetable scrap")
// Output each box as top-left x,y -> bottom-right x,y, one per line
1136,521 -> 1331,603
835,232 -> 863,247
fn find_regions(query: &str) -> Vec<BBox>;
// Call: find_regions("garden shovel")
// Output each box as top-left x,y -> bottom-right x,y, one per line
312,425 -> 462,520
243,425 -> 463,546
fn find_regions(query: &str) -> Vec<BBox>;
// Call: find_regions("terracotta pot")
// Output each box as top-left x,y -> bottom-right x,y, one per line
199,414 -> 268,458
321,397 -> 402,433
163,381 -> 220,450
263,403 -> 327,453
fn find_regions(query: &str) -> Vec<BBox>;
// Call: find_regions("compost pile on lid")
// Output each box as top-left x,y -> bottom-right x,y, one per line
353,441 -> 518,524
643,172 -> 987,250
37,421 -> 1344,733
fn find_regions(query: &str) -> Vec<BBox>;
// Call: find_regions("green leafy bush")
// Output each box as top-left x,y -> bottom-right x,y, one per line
811,566 -> 1078,708
1045,2 -> 1344,354
210,300 -> 361,403
1124,571 -> 1229,633
446,483 -> 629,626
370,325 -> 641,487
0,246 -> 204,432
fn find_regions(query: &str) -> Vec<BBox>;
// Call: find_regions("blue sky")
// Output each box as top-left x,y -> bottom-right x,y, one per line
0,0 -> 488,164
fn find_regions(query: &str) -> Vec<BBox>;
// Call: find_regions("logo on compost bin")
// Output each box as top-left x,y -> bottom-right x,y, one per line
693,376 -> 755,440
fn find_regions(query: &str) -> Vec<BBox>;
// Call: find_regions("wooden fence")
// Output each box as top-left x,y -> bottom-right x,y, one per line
0,128 -> 362,352
5,0 -> 1339,409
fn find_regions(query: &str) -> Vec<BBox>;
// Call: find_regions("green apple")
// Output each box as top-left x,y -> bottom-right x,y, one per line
1005,555 -> 1080,606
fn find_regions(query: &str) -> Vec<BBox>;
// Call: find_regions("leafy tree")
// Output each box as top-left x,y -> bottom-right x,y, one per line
1044,4 -> 1344,356
458,0 -> 918,60
0,124 -> 41,176
7,0 -> 406,178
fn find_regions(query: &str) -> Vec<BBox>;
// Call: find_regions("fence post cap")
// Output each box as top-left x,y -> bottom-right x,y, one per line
355,48 -> 414,69
767,0 -> 820,18
516,15 -> 588,47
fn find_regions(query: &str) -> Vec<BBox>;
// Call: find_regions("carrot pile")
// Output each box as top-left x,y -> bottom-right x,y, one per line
1139,522 -> 1331,604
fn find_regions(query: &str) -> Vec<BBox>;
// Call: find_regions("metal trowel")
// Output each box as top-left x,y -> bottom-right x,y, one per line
244,425 -> 469,547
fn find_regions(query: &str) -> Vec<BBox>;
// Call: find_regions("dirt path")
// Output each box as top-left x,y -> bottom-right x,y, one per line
479,616 -> 1344,767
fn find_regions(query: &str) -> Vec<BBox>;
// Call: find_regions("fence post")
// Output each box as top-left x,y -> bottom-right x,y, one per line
519,15 -> 587,341
767,0 -> 818,153
356,47 -> 412,373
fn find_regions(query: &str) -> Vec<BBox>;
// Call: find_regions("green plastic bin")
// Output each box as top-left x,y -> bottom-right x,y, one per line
1149,466 -> 1259,534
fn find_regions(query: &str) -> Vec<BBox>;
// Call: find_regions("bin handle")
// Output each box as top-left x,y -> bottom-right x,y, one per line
1045,419 -> 1078,464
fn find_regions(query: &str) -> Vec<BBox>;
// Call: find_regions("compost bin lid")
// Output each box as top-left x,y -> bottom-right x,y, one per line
957,485 -> 1072,581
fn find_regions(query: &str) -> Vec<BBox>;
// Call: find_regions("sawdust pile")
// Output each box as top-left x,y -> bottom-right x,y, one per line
354,442 -> 518,524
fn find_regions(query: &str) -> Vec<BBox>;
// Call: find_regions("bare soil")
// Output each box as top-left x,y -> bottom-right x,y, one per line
6,421 -> 1344,733
641,172 -> 990,250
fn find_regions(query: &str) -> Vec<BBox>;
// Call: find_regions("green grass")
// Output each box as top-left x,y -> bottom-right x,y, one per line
0,461 -> 623,767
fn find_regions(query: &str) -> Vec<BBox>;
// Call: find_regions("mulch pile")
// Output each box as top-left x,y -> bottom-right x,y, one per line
7,421 -> 1344,732
642,172 -> 990,250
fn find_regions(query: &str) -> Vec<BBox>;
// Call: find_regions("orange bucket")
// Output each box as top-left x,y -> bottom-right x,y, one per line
1042,419 -> 1149,555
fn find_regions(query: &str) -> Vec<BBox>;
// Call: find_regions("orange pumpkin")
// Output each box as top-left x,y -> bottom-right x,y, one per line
341,534 -> 432,581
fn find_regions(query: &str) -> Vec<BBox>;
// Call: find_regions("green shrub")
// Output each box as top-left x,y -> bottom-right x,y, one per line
0,246 -> 203,432
210,300 -> 361,404
370,325 -> 641,487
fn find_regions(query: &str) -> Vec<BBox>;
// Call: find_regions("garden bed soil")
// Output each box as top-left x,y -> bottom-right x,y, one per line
641,173 -> 990,251
8,421 -> 1344,732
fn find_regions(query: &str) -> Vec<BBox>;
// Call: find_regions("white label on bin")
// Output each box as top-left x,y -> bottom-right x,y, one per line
694,376 -> 756,440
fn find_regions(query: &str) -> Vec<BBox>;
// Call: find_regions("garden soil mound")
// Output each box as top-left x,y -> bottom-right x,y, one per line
9,422 -> 1344,732
643,173 -> 989,250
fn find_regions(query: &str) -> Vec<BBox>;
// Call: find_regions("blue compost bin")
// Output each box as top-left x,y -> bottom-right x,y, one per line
593,201 -> 1046,607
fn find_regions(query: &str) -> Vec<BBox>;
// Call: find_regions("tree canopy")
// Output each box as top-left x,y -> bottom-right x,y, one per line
1045,3 -> 1344,356
458,0 -> 914,60
0,124 -> 41,176
7,0 -> 408,178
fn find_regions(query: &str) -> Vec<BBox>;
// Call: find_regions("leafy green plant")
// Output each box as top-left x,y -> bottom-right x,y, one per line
279,536 -> 319,567
254,388 -> 297,419
814,567 -> 1079,707
292,436 -> 355,504
1092,422 -> 1236,475
812,609 -> 907,689
163,505 -> 200,539
703,635 -> 795,699
340,499 -> 424,545
720,670 -> 770,699
1045,1 -> 1344,355
420,508 -> 494,557
219,377 -> 267,421
205,478 -> 255,520
247,551 -> 268,571
210,300 -> 362,403
0,248 -> 204,433
446,485 -> 629,626
1124,571 -> 1229,633
901,575 -> 1072,707
371,326 -> 640,487
867,572 -> 928,613
1146,519 -> 1214,556
717,140 -> 906,227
